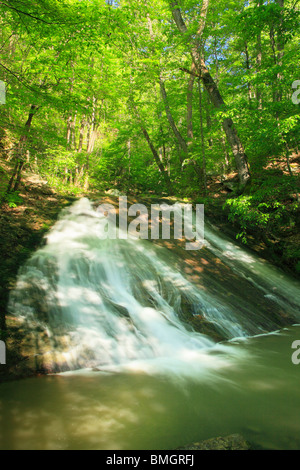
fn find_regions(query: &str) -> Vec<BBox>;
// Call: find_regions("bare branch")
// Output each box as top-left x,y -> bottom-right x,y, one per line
179,67 -> 200,77
0,2 -> 55,24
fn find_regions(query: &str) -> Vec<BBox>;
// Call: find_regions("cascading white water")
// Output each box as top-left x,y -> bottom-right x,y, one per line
8,198 -> 300,375
4,197 -> 300,451
179,202 -> 300,315
204,224 -> 300,313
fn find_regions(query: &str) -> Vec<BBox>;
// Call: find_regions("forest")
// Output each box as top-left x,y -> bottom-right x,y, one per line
0,0 -> 300,452
0,0 -> 299,264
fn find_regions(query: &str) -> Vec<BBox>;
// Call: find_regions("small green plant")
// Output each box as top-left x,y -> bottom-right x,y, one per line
1,191 -> 23,208
225,195 -> 270,243
224,174 -> 298,243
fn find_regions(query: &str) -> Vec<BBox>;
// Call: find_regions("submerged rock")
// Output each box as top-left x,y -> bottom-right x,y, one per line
177,434 -> 251,450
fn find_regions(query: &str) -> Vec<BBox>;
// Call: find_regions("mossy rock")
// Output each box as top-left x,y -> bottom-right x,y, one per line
177,434 -> 251,450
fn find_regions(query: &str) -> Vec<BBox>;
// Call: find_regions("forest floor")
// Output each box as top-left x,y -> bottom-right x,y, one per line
0,154 -> 299,381
198,152 -> 300,278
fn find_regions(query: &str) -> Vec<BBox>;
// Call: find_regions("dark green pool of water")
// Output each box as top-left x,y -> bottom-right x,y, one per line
1,325 -> 300,450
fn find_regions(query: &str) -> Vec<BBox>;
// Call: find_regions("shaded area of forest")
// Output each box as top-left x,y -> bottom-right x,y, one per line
0,165 -> 77,381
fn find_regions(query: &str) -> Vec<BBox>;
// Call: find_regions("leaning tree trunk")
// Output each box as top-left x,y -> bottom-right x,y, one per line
5,104 -> 38,195
141,126 -> 173,193
170,0 -> 251,187
159,77 -> 188,155
160,76 -> 202,182
130,99 -> 172,193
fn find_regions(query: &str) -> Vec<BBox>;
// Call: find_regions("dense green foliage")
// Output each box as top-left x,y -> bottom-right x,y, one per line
0,0 -> 299,243
225,172 -> 298,240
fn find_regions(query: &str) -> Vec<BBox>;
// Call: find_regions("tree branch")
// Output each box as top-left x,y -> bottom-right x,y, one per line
0,2 -> 55,24
0,62 -> 38,93
179,67 -> 201,77
0,1 -> 84,25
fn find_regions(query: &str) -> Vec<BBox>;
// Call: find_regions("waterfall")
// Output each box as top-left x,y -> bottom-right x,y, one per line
8,198 -> 300,374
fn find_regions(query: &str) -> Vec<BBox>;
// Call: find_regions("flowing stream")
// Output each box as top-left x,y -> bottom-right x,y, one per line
1,198 -> 300,450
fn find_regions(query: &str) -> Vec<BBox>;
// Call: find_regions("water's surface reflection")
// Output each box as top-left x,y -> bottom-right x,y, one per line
1,325 -> 300,450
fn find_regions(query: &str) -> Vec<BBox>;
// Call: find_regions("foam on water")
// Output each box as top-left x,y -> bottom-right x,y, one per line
7,198 -> 300,376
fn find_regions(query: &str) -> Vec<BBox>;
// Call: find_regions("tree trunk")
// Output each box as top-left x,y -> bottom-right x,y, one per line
159,77 -> 188,155
187,63 -> 196,147
66,114 -> 72,148
256,0 -> 263,110
141,126 -> 172,193
160,76 -> 202,181
71,111 -> 77,150
276,0 -> 284,104
84,155 -> 90,191
5,105 -> 38,194
198,81 -> 207,193
206,97 -> 213,148
245,42 -> 254,103
131,95 -> 172,191
83,96 -> 98,188
221,134 -> 230,170
78,116 -> 86,153
269,25 -> 277,65
87,128 -> 97,154
170,0 -> 251,187
87,96 -> 97,154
